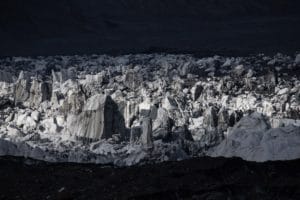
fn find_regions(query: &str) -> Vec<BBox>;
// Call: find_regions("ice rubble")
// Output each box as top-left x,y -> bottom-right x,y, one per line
0,53 -> 299,166
209,113 -> 300,161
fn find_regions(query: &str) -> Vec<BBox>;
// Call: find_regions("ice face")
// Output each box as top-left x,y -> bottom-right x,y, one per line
0,53 -> 299,166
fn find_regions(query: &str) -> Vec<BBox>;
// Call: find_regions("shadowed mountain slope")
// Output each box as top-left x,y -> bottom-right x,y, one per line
0,0 -> 299,56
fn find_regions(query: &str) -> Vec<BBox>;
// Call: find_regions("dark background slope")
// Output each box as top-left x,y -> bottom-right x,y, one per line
0,0 -> 299,56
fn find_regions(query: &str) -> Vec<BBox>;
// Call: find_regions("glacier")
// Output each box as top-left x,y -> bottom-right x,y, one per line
0,53 -> 299,166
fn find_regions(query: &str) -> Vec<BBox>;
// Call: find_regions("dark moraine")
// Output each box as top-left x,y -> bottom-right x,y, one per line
0,156 -> 299,200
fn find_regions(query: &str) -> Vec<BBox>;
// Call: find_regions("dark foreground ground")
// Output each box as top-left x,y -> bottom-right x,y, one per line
0,156 -> 300,200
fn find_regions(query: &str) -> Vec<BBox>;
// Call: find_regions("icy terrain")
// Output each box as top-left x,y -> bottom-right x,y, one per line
0,53 -> 300,166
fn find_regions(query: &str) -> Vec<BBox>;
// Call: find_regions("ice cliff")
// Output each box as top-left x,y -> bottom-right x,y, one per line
0,53 -> 299,166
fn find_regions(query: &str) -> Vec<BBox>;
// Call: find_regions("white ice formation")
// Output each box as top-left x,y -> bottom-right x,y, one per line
0,53 -> 299,166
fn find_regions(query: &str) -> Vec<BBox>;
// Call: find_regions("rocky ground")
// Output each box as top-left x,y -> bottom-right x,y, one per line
0,156 -> 300,200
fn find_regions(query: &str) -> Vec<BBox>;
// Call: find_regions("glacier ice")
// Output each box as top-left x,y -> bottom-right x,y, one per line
0,53 -> 299,166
